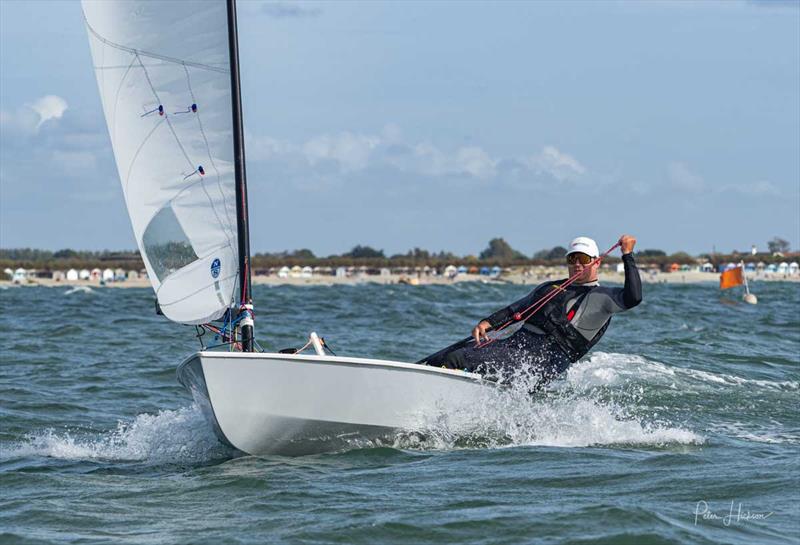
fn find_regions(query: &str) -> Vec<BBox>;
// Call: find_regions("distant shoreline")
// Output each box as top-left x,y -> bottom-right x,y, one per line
2,270 -> 798,289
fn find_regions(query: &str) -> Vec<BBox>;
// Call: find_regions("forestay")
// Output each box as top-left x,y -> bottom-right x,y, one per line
82,0 -> 239,324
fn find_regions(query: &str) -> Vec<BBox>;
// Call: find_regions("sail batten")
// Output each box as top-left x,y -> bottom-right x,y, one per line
83,0 -> 241,325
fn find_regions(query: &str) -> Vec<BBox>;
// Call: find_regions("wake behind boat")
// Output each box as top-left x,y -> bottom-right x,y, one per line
81,0 -> 491,456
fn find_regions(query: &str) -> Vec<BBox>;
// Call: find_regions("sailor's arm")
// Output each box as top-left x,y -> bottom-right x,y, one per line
604,234 -> 642,313
620,252 -> 643,309
472,288 -> 541,343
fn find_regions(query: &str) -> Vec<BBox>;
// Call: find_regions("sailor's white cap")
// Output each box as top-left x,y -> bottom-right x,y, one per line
566,236 -> 599,258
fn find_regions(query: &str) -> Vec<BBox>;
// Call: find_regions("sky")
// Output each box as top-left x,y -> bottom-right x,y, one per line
1,0 -> 798,257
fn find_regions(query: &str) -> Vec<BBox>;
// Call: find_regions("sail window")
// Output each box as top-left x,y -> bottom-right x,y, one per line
142,205 -> 199,282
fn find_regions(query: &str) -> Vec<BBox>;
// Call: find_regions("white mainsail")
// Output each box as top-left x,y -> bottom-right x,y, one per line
82,0 -> 240,324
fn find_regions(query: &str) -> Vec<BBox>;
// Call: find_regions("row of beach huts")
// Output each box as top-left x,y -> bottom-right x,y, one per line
3,267 -> 146,284
4,261 -> 799,284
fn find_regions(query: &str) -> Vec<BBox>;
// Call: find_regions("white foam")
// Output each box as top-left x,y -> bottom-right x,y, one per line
406,357 -> 704,451
64,286 -> 95,295
3,404 -> 228,464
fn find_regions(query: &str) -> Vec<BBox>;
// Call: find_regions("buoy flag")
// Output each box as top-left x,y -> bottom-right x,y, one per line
720,266 -> 744,290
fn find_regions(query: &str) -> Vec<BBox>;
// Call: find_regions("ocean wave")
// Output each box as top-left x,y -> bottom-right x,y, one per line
568,352 -> 799,392
3,404 -> 229,464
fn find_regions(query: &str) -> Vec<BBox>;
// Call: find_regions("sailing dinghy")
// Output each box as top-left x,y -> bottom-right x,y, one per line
82,0 -> 489,455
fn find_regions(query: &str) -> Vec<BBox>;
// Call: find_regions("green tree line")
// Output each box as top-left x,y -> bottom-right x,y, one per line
1,236 -> 794,271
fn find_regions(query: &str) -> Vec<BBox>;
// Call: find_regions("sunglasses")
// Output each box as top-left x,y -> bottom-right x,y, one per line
567,252 -> 593,265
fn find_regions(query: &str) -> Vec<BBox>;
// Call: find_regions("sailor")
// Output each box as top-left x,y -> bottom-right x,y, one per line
420,235 -> 642,386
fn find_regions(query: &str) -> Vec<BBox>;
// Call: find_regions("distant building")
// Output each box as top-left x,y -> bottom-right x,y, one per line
278,266 -> 290,278
102,268 -> 114,282
79,269 -> 91,280
126,270 -> 139,280
12,268 -> 26,284
52,271 -> 66,282
66,269 -> 79,281
90,268 -> 101,281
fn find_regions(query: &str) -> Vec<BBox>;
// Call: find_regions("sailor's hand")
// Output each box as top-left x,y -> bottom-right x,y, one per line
473,320 -> 491,344
619,234 -> 636,255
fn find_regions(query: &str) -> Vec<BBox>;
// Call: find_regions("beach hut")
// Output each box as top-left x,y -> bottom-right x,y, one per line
790,262 -> 799,276
457,265 -> 468,275
289,265 -> 302,278
756,262 -> 765,271
490,266 -> 502,277
102,268 -> 115,282
380,268 -> 391,277
126,270 -> 139,280
777,262 -> 789,275
277,266 -> 290,278
301,266 -> 313,278
114,268 -> 126,281
12,268 -> 26,284
700,263 -> 714,273
766,263 -> 777,273
335,267 -> 347,278
744,263 -> 756,272
66,269 -> 79,281
468,266 -> 479,275
79,269 -> 91,280
3,268 -> 12,280
52,271 -> 65,282
669,263 -> 679,273
479,266 -> 490,276
444,265 -> 457,277
90,268 -> 101,281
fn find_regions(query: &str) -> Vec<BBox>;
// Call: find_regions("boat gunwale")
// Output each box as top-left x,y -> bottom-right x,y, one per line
178,350 -> 490,385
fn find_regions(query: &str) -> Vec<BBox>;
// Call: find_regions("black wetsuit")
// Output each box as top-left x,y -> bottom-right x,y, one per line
420,253 -> 642,385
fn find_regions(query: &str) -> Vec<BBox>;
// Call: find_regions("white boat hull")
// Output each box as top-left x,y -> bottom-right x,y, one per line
177,351 -> 491,455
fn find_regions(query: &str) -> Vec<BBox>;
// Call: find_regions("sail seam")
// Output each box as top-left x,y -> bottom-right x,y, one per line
83,14 -> 229,74
158,271 -> 238,308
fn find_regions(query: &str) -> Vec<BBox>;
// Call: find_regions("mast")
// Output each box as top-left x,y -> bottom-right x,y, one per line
226,0 -> 254,351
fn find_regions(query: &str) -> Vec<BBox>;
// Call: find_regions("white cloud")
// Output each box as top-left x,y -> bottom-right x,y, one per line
668,161 -> 705,192
0,95 -> 68,136
52,150 -> 97,172
30,95 -> 68,129
249,126 -> 586,187
454,146 -> 496,179
527,145 -> 586,181
720,180 -> 780,196
303,132 -> 379,172
260,1 -> 322,18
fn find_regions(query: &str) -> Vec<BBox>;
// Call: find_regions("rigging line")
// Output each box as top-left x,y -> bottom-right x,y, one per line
135,53 -> 230,246
83,14 -> 229,74
182,64 -> 237,245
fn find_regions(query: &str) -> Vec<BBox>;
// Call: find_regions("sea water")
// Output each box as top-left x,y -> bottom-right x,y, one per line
1,281 -> 798,544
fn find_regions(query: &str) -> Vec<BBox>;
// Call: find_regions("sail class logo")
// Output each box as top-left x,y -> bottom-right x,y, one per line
211,258 -> 221,279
